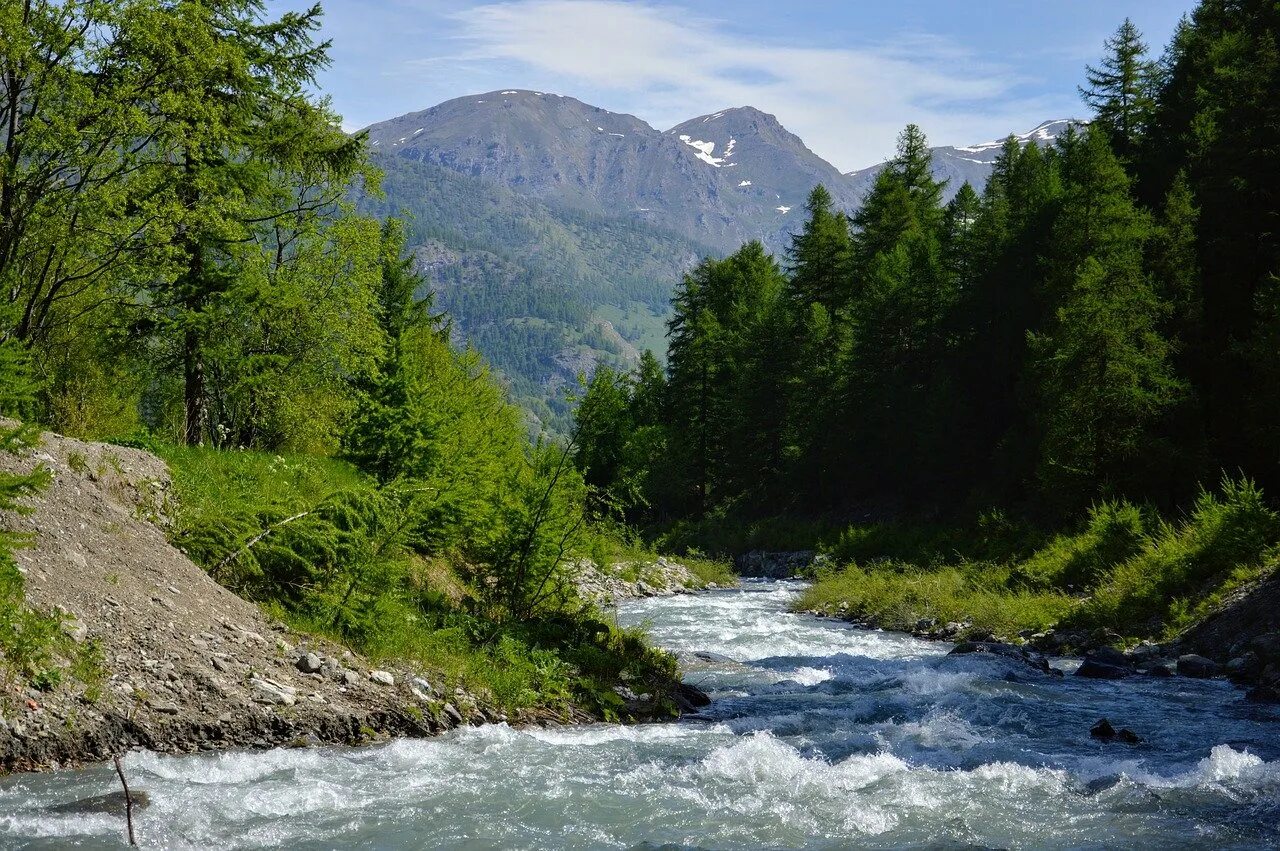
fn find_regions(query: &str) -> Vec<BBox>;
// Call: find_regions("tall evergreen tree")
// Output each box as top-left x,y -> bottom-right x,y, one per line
785,185 -> 851,314
138,1 -> 368,445
1080,19 -> 1158,162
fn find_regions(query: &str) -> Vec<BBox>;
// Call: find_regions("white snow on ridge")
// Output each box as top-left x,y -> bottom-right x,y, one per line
703,112 -> 726,123
956,119 -> 1079,154
739,180 -> 752,186
501,90 -> 519,95
412,128 -> 423,135
776,205 -> 791,213
678,134 -> 739,168
678,135 -> 726,167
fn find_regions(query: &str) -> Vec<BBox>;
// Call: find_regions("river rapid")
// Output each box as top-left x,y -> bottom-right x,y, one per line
2,579 -> 1279,849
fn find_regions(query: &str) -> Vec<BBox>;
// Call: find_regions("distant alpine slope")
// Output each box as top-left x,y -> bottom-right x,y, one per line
359,91 -> 1076,431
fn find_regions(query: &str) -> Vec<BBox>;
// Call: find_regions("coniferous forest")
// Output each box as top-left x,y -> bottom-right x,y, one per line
574,5 -> 1280,640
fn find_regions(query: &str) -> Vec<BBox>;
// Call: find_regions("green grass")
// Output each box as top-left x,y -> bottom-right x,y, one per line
1065,478 -> 1280,638
797,477 -> 1280,644
681,556 -> 736,586
154,443 -> 680,718
798,562 -> 1075,639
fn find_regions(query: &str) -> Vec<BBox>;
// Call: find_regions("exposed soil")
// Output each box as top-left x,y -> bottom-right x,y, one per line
0,430 -> 600,774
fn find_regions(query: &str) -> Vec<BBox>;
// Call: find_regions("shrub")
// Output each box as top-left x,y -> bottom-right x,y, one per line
798,561 -> 1075,638
1069,477 -> 1280,637
1015,499 -> 1149,590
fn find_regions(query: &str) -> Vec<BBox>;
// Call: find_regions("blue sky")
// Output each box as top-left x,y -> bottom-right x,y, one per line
288,0 -> 1195,171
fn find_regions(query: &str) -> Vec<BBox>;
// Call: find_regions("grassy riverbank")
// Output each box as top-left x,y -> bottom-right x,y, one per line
798,478 -> 1280,646
154,443 -> 684,719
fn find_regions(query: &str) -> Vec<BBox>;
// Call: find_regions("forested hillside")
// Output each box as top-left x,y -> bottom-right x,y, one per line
357,155 -> 714,429
574,5 -> 1280,645
0,0 -> 684,720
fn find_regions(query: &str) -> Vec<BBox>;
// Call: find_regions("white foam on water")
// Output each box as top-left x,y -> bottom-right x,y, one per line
4,579 -> 1278,849
785,665 -> 834,685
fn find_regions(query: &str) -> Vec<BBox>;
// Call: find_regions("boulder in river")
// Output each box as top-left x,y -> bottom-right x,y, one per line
949,641 -> 1051,674
1225,652 -> 1262,683
1177,654 -> 1222,678
48,790 -> 151,815
1090,718 -> 1142,744
673,682 -> 711,712
1075,650 -> 1132,680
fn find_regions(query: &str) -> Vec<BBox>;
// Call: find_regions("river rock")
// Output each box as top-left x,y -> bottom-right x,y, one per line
673,682 -> 711,712
1075,649 -> 1132,679
295,652 -> 323,674
1089,646 -> 1129,667
48,790 -> 151,815
369,670 -> 395,686
442,703 -> 464,725
1248,632 -> 1280,664
1090,718 -> 1142,744
1177,654 -> 1221,678
1226,652 -> 1262,683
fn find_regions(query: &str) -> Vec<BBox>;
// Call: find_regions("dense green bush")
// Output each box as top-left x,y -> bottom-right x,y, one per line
1069,478 -> 1280,637
1014,500 -> 1150,590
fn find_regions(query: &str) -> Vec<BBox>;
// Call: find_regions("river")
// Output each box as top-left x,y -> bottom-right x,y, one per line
2,579 -> 1279,848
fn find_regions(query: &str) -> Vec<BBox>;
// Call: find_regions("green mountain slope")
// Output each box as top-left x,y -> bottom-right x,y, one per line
360,154 -> 717,431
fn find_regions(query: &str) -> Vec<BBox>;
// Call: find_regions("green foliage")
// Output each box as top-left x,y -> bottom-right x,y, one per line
1016,500 -> 1151,590
1080,19 -> 1159,161
806,478 -> 1279,643
1070,477 -> 1280,637
799,561 -> 1075,639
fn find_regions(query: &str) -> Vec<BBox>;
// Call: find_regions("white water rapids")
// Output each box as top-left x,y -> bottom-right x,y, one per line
2,580 -> 1279,848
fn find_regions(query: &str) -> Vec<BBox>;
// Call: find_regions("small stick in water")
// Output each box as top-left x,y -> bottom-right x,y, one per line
113,754 -> 137,846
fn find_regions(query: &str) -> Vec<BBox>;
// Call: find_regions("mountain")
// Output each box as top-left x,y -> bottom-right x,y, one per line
361,93 -> 1076,431
845,119 -> 1080,203
665,106 -> 863,248
364,92 -> 863,255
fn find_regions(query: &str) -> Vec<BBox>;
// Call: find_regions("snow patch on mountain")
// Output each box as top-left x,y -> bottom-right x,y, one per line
679,135 -> 727,167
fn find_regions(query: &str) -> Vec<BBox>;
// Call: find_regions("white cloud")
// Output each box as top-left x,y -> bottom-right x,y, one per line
441,0 -> 1074,170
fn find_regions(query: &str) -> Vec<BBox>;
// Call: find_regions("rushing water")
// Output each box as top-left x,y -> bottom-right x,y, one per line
3,580 -> 1279,849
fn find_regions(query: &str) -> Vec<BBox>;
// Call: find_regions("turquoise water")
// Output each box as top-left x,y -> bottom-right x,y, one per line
3,580 -> 1278,848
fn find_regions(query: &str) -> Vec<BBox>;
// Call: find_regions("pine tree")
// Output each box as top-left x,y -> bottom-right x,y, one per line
1029,127 -> 1180,507
785,185 -> 851,314
1080,19 -> 1158,161
138,1 -> 368,445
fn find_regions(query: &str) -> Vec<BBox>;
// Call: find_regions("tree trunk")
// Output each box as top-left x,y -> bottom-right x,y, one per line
183,322 -> 205,445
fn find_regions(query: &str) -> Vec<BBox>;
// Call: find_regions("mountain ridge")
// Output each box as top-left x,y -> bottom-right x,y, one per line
360,92 -> 1079,430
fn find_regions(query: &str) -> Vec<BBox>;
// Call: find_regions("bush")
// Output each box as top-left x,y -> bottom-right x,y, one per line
1069,477 -> 1280,637
1015,499 -> 1149,590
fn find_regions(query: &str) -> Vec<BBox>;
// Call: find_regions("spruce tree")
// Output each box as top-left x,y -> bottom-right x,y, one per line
140,1 -> 367,445
785,185 -> 851,314
1080,19 -> 1158,162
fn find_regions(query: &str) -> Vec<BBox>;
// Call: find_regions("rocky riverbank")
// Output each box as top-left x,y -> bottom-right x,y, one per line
802,604 -> 1280,703
0,430 -> 698,774
572,557 -> 727,604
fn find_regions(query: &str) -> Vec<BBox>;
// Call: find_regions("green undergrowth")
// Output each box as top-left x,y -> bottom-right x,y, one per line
681,555 -> 736,587
799,477 -> 1280,643
155,443 -> 680,718
799,562 -> 1075,638
580,521 -> 737,588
